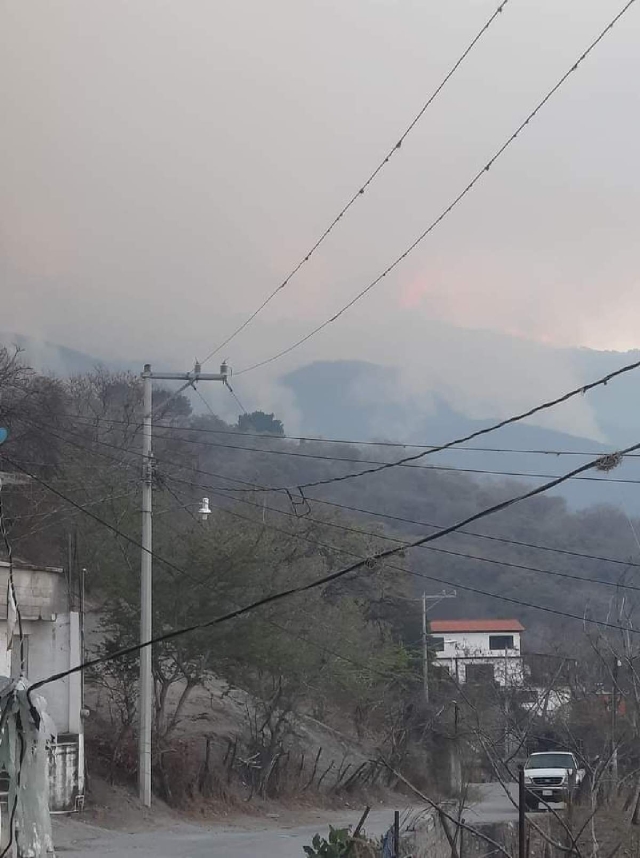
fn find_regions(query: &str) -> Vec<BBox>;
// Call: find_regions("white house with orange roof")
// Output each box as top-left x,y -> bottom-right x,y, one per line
430,618 -> 525,687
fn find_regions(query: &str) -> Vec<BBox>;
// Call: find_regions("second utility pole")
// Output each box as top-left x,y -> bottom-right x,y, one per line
139,361 -> 228,807
422,590 -> 456,704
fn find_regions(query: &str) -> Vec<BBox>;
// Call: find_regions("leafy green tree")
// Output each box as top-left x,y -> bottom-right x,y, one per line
85,493 -> 411,795
238,410 -> 284,436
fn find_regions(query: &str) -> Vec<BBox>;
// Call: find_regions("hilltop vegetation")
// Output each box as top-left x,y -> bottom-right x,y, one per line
2,346 -> 639,801
3,342 -> 640,655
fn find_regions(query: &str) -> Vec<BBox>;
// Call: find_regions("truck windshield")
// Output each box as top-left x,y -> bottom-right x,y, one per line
526,753 -> 574,769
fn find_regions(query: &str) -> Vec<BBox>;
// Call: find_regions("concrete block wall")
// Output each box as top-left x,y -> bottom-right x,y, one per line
0,568 -> 67,620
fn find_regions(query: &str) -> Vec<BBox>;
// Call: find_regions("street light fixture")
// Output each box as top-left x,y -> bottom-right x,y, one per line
198,497 -> 211,522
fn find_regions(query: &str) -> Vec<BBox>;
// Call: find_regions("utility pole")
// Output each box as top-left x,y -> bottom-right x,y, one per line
139,361 -> 228,807
422,590 -> 456,704
504,662 -> 510,760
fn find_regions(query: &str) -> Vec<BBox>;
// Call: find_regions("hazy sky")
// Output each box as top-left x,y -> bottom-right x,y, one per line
2,0 -> 639,408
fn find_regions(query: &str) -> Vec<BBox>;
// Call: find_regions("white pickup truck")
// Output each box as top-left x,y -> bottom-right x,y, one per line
523,751 -> 586,810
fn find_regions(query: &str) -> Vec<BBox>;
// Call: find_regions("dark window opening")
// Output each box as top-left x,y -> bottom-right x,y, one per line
489,635 -> 514,651
430,636 -> 445,652
466,663 -> 495,683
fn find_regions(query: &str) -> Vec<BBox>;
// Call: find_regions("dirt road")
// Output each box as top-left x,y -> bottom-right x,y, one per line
53,807 -> 398,857
53,784 -> 518,856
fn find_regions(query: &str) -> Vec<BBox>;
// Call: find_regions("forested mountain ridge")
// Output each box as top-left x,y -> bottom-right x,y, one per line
1,347 -> 638,652
6,330 -> 640,513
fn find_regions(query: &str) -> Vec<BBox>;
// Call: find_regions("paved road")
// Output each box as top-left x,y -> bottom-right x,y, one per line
463,782 -> 519,825
53,808 -> 398,857
53,784 -> 518,857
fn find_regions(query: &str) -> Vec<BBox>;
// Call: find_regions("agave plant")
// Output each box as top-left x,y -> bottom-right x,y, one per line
303,825 -> 380,857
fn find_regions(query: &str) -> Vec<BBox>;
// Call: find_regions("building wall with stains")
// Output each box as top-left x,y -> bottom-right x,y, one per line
0,561 -> 84,811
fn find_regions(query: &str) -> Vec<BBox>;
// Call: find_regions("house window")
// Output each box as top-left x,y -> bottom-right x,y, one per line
430,637 -> 445,652
466,663 -> 495,683
489,635 -> 514,651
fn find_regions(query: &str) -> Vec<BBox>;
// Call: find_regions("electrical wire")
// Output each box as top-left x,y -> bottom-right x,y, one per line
306,495 -> 640,571
34,412 -> 640,486
199,1 -> 512,366
226,384 -> 248,416
162,493 -> 572,678
242,357 -> 640,493
167,462 -> 640,574
129,438 -> 640,485
8,444 -> 640,694
6,484 -> 139,524
27,492 -> 640,697
235,0 -> 637,378
163,474 -> 640,594
157,483 -> 414,686
14,414 -> 640,667
23,418 -> 640,573
10,488 -> 140,546
59,412 -> 640,484
62,412 -> 640,458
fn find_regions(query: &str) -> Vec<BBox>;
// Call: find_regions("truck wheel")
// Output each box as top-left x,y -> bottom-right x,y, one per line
524,793 -> 539,811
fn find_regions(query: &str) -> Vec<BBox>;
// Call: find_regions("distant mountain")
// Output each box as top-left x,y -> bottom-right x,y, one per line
0,333 -> 134,376
282,358 -> 632,446
570,347 -> 640,447
7,329 -> 640,510
283,359 -> 640,513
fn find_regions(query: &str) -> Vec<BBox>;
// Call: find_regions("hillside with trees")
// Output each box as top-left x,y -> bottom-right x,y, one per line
1,346 -> 639,803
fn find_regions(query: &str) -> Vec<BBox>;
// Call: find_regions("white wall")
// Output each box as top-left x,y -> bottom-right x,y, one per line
434,630 -> 523,687
435,631 -> 521,657
0,613 -> 81,736
0,566 -> 67,619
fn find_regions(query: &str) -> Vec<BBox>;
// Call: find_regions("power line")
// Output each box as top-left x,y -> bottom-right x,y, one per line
244,358 -> 640,493
7,484 -> 138,523
199,1 -> 512,366
305,495 -> 640,572
154,483 -> 414,687
195,380 -> 248,418
235,0 -> 637,377
14,411 -> 640,630
6,428 -> 640,684
44,412 -> 640,486
149,436 -> 640,615
6,437 -> 638,637
6,446 -> 640,694
63,412 -> 640,458
225,384 -> 248,416
10,489 -> 140,548
163,474 -> 640,594
127,439 -> 640,485
25,449 -> 640,695
194,493 -> 640,619
24,418 -> 640,573
192,466 -> 640,571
